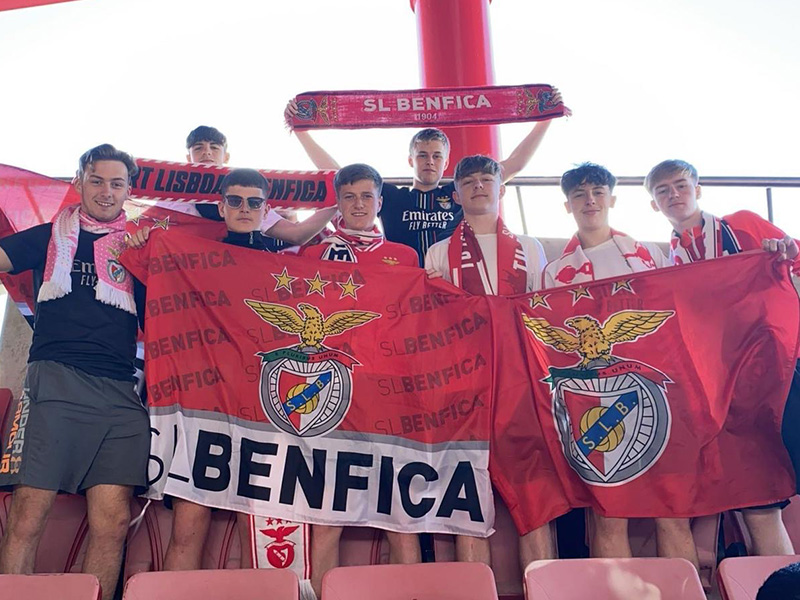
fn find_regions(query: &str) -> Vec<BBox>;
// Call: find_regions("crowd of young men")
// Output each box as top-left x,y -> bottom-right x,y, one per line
0,107 -> 797,600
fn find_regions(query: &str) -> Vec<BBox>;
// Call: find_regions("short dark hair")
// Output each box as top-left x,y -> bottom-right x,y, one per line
560,162 -> 617,197
219,168 -> 268,197
757,562 -> 800,600
644,159 -> 698,194
334,163 -> 383,197
454,155 -> 502,183
77,144 -> 138,181
409,128 -> 450,154
186,125 -> 227,149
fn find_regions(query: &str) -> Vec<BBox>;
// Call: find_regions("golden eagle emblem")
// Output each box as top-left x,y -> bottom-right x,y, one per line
245,300 -> 380,350
522,310 -> 674,368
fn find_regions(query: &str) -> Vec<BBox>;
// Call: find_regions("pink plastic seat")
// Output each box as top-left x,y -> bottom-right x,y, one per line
322,562 -> 499,600
524,558 -> 705,599
124,499 -> 243,580
0,573 -> 101,599
122,568 -> 298,599
717,555 -> 800,600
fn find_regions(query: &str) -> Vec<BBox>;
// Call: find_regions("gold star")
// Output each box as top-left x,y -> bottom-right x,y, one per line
529,292 -> 551,310
305,272 -> 331,296
612,280 -> 635,295
337,275 -> 363,300
570,285 -> 593,305
272,267 -> 297,292
152,215 -> 170,230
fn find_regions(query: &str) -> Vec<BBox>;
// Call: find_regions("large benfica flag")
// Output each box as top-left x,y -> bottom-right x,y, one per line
517,252 -> 799,518
121,231 -> 498,536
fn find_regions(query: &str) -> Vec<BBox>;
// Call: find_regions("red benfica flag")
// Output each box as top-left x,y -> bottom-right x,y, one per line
289,84 -> 567,130
518,252 -> 799,518
121,231 -> 496,535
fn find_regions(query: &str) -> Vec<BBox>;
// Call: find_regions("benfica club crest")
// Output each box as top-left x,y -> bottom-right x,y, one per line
295,99 -> 318,122
523,311 -> 674,486
245,300 -> 380,437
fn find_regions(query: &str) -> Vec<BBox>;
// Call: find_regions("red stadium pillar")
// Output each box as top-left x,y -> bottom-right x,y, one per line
409,0 -> 501,176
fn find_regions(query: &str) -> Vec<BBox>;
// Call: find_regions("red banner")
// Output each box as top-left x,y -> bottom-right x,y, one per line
517,252 -> 799,518
289,84 -> 567,130
131,159 -> 336,209
0,0 -> 78,11
121,231 -> 500,535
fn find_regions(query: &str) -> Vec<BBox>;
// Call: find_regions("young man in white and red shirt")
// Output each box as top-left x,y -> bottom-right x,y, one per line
424,154 -> 551,568
646,158 -> 798,557
285,93 -> 568,266
544,162 -> 698,568
299,163 -> 418,600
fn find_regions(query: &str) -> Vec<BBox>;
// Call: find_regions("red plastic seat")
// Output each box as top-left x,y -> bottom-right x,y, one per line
524,558 -> 705,599
122,568 -> 298,600
717,555 -> 800,600
0,573 -> 101,599
124,499 -> 243,580
323,562 -> 499,600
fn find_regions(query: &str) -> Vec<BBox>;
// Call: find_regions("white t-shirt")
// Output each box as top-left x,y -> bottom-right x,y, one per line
542,238 -> 669,288
424,233 -> 547,295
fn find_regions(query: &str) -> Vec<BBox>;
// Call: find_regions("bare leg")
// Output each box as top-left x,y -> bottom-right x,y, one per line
237,513 -> 253,568
654,518 -> 699,568
519,523 -> 555,571
384,532 -> 421,564
83,484 -> 134,600
590,512 -> 632,558
0,485 -> 57,573
163,499 -> 212,571
742,508 -> 794,555
455,535 -> 491,565
310,525 -> 343,599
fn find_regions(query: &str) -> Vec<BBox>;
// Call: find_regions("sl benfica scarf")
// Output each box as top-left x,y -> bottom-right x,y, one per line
447,218 -> 527,296
40,204 -> 135,314
130,159 -> 337,209
319,225 -> 384,262
552,230 -> 656,285
670,211 -> 742,265
289,84 -> 567,130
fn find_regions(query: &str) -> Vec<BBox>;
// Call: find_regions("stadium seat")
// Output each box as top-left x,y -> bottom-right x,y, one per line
322,562 -> 499,600
717,555 -> 800,600
339,526 -> 389,566
524,558 -> 705,599
433,492 -> 526,599
124,499 -> 243,580
0,573 -> 101,599
122,568 -> 299,600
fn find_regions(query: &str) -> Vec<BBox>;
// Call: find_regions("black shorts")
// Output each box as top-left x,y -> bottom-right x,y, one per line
0,360 -> 150,494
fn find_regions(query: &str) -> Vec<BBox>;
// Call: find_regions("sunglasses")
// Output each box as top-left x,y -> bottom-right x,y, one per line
223,195 -> 266,210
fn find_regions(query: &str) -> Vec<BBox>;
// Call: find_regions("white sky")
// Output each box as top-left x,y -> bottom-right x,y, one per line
0,0 -> 798,241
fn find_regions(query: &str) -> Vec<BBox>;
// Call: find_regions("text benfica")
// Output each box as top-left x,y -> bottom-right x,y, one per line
182,432 -> 484,522
363,94 -> 491,113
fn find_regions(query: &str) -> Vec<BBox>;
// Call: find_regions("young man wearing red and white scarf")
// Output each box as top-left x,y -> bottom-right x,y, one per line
545,163 -> 698,569
300,163 -> 418,268
0,145 -> 149,600
424,155 -> 551,568
299,163 -> 418,600
646,158 -> 799,557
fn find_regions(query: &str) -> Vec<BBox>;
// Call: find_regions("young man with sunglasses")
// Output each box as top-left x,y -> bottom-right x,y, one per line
127,168 -> 284,571
186,125 -> 338,249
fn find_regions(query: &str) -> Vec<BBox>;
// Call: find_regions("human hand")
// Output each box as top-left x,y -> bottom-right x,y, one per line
126,226 -> 151,249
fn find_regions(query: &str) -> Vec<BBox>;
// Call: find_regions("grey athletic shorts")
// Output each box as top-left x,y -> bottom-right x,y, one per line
0,360 -> 150,494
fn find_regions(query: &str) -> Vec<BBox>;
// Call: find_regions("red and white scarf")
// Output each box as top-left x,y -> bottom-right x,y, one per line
446,218 -> 527,296
551,229 -> 656,285
669,211 -> 742,265
318,224 -> 384,262
39,204 -> 136,315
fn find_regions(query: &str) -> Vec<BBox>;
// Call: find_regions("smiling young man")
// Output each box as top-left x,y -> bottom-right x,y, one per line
285,92 -> 568,265
542,163 -> 698,567
646,158 -> 798,557
424,155 -> 550,568
0,145 -> 149,600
